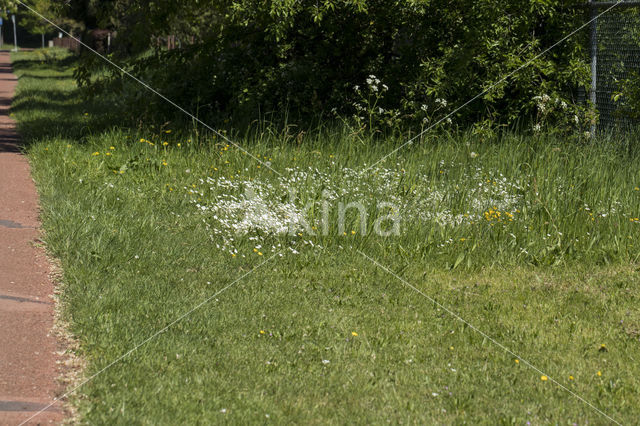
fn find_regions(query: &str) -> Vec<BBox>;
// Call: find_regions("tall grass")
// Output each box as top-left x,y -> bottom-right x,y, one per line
13,49 -> 640,424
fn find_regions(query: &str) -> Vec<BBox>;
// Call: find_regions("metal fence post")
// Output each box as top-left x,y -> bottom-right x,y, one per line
11,14 -> 17,52
589,0 -> 598,136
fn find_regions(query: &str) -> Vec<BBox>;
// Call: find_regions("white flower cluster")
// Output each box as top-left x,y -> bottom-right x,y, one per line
364,74 -> 387,93
188,162 -> 528,257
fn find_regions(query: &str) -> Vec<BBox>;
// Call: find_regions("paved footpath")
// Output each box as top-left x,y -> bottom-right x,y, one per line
0,51 -> 64,424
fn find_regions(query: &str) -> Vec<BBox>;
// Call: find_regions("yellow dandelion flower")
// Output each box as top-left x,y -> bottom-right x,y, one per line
352,331 -> 358,337
177,143 -> 181,147
569,375 -> 574,380
109,146 -> 115,150
259,330 -> 265,334
91,151 -> 100,156
105,152 -> 111,156
540,375 -> 548,381
597,371 -> 602,376
258,252 -> 263,256
163,142 -> 168,146
514,359 -> 519,364
351,230 -> 356,235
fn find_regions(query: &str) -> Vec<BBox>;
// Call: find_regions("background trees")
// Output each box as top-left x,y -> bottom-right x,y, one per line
20,0 -> 594,133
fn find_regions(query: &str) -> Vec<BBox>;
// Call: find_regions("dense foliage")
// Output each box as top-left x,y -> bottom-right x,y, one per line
51,1 -> 596,132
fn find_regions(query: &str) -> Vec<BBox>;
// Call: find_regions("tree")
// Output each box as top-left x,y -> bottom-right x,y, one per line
68,0 -> 592,132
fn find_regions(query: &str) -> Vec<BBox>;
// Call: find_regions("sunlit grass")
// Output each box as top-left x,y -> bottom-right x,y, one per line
13,49 -> 640,424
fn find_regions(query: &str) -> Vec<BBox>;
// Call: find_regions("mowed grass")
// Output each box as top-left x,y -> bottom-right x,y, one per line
13,49 -> 640,424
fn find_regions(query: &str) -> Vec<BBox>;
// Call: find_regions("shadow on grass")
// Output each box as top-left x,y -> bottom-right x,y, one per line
11,51 -> 121,145
12,53 -> 77,72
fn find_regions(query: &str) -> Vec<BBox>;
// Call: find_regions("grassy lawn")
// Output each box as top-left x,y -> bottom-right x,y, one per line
13,49 -> 640,424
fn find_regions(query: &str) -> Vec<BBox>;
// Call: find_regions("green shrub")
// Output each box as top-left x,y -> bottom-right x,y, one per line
74,0 -> 591,133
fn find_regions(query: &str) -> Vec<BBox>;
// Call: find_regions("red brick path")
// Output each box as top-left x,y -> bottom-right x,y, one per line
0,51 -> 63,425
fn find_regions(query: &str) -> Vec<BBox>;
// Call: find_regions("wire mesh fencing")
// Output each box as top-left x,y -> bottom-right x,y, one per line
590,1 -> 640,131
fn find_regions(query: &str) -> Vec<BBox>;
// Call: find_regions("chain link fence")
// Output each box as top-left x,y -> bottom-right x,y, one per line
590,1 -> 640,131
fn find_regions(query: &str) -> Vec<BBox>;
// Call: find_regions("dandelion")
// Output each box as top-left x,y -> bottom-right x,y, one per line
260,330 -> 265,334
91,152 -> 100,156
109,146 -> 115,150
540,375 -> 548,381
597,371 -> 602,376
514,359 -> 519,364
163,142 -> 169,146
351,331 -> 358,337
569,375 -> 574,380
